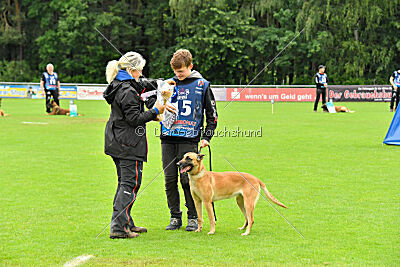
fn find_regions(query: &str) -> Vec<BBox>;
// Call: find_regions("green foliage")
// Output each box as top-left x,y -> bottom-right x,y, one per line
0,0 -> 399,84
0,60 -> 38,82
177,8 -> 254,84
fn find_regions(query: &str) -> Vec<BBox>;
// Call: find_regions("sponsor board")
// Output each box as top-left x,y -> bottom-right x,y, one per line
77,86 -> 106,100
0,84 -> 77,99
59,86 -> 78,99
0,83 -> 394,102
328,85 -> 392,102
210,87 -> 227,101
28,85 -> 44,99
0,85 -> 27,98
226,87 -> 316,102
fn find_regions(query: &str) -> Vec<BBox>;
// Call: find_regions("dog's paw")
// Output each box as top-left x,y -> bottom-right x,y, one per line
241,232 -> 250,236
195,228 -> 202,233
207,231 -> 215,235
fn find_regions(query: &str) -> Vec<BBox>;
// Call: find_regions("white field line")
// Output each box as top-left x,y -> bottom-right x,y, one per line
63,254 -> 94,267
22,121 -> 48,125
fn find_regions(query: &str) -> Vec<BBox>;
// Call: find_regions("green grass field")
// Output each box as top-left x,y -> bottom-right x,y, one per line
0,99 -> 399,266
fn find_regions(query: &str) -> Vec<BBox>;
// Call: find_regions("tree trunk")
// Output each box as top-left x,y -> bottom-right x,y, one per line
289,72 -> 294,85
354,27 -> 359,42
14,0 -> 23,60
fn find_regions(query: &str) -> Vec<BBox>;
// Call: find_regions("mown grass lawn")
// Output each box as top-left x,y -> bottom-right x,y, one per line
0,99 -> 399,266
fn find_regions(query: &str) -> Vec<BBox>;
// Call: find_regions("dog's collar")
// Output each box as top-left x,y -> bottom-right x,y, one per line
189,169 -> 205,180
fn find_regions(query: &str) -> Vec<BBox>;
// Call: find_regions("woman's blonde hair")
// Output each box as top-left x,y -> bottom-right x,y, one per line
106,52 -> 146,83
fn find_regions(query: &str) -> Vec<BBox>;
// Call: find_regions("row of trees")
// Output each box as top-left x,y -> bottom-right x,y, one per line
1,0 -> 400,85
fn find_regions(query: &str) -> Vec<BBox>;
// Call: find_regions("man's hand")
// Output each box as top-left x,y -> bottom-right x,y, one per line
200,139 -> 209,148
166,104 -> 177,114
323,83 -> 328,88
166,80 -> 176,86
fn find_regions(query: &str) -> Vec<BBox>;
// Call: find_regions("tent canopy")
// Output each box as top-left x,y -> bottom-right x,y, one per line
383,107 -> 400,145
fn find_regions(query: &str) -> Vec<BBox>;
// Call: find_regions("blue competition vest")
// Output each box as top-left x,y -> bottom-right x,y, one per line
393,71 -> 400,87
43,72 -> 58,90
161,78 -> 209,138
316,72 -> 327,88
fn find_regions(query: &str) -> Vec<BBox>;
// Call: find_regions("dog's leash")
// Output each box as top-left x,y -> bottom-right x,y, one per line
199,145 -> 217,221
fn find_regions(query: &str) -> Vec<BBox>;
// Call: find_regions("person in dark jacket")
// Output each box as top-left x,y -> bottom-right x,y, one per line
161,49 -> 218,231
40,63 -> 61,114
389,69 -> 400,112
313,65 -> 328,112
103,52 -> 166,239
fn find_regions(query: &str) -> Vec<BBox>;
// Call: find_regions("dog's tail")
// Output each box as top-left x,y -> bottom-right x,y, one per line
259,181 -> 287,208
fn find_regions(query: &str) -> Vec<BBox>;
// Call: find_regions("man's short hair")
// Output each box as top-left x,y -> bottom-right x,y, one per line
170,49 -> 192,69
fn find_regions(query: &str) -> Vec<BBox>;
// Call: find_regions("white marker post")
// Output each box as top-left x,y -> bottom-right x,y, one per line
69,100 -> 78,117
271,99 -> 274,114
326,99 -> 336,113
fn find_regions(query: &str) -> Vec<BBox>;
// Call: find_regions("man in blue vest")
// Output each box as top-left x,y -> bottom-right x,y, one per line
389,69 -> 400,112
161,49 -> 218,231
313,65 -> 328,112
40,63 -> 60,113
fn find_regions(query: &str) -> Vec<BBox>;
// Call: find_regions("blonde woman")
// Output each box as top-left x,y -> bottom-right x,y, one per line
104,52 -> 166,239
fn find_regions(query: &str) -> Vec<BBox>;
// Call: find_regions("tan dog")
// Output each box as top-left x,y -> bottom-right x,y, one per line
0,109 -> 9,117
321,103 -> 355,113
177,152 -> 287,236
48,100 -> 82,116
0,98 -> 9,116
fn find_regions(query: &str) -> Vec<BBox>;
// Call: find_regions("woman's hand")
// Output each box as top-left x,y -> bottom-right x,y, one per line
155,101 -> 166,114
155,114 -> 163,121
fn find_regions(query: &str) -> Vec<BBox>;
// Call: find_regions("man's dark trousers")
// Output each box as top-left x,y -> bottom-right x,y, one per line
110,157 -> 143,234
162,142 -> 198,219
390,88 -> 399,110
314,88 -> 327,111
45,89 -> 60,113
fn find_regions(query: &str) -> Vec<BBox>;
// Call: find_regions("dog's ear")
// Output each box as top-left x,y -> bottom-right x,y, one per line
197,154 -> 205,161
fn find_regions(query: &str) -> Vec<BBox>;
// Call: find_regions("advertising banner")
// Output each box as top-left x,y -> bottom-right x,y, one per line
0,84 -> 77,99
0,83 -> 394,102
27,85 -> 43,99
328,85 -> 392,102
210,87 -> 227,101
0,84 -> 28,98
77,86 -> 107,100
226,87 -> 316,102
59,86 -> 78,99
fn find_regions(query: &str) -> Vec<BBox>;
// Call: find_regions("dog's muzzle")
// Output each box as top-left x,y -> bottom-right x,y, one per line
177,161 -> 193,174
